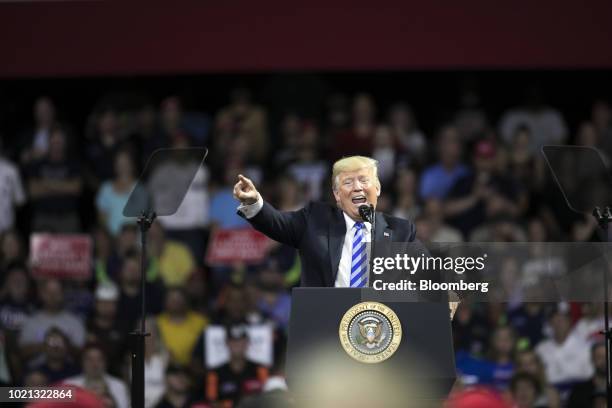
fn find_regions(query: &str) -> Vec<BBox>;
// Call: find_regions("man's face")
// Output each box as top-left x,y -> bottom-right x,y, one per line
551,313 -> 571,338
593,344 -> 606,375
120,258 -> 140,285
95,299 -> 117,319
166,371 -> 190,393
227,338 -> 249,359
333,167 -> 380,221
44,332 -> 67,360
165,290 -> 187,315
40,280 -> 63,311
83,349 -> 106,378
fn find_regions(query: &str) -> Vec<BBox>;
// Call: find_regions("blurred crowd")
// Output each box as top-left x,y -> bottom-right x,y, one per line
0,83 -> 611,408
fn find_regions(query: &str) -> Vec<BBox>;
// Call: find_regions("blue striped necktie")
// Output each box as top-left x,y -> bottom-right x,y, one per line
350,222 -> 367,288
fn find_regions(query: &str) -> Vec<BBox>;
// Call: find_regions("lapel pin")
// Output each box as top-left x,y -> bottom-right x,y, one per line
384,231 -> 390,237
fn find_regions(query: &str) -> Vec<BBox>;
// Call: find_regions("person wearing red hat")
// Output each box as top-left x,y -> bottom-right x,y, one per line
446,387 -> 511,408
26,386 -> 105,408
444,139 -> 527,239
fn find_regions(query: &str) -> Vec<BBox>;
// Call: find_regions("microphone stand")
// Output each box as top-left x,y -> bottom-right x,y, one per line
359,204 -> 376,286
593,206 -> 612,408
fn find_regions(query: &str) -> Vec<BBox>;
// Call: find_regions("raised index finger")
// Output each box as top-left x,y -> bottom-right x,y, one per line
238,174 -> 253,187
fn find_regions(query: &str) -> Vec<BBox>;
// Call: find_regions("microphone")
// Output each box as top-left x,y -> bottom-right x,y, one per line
358,204 -> 374,223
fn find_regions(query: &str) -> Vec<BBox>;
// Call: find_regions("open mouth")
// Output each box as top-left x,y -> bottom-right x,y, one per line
351,195 -> 367,205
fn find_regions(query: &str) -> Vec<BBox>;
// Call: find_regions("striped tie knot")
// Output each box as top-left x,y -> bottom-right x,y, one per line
354,222 -> 364,230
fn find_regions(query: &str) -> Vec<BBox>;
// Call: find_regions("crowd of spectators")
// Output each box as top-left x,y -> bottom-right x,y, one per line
0,83 -> 611,407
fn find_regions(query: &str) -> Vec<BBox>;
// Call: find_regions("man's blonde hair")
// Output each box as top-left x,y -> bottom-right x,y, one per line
331,156 -> 380,191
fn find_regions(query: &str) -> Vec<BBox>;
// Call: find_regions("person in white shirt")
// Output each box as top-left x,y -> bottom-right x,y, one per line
535,306 -> 593,386
64,343 -> 129,408
0,150 -> 26,233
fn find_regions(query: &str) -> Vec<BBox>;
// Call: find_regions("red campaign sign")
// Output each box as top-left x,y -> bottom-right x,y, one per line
30,234 -> 93,279
205,228 -> 270,266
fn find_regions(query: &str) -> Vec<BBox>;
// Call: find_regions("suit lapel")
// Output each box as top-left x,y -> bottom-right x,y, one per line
328,208 -> 346,286
374,212 -> 391,258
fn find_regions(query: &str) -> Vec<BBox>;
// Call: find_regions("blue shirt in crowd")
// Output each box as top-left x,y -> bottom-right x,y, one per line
419,164 -> 469,200
210,188 -> 249,229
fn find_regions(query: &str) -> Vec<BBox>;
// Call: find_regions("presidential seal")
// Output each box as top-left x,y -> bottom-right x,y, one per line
338,301 -> 402,364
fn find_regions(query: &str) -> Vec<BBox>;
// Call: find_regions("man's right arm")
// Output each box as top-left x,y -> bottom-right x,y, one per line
234,174 -> 307,248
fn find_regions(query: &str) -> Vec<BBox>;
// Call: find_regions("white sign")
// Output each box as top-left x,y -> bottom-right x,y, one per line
204,324 -> 273,368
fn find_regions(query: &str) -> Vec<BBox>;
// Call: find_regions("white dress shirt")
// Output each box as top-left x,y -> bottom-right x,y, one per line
237,196 -> 264,219
335,212 -> 371,287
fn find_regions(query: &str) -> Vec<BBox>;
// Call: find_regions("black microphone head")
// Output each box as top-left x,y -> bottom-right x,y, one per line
358,204 -> 373,223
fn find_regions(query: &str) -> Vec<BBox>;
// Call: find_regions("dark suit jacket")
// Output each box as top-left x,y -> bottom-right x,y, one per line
239,201 -> 417,287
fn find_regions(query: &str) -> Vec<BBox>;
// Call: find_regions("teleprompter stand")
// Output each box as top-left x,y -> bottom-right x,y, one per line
542,145 -> 612,408
123,148 -> 208,408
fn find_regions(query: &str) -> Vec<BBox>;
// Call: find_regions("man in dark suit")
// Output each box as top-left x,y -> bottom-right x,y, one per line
233,155 -> 414,284
234,156 -> 458,317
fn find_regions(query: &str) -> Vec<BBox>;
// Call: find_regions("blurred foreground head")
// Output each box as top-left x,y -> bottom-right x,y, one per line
445,388 -> 510,408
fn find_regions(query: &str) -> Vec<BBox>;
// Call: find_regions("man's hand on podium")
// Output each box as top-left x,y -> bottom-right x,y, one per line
233,174 -> 261,205
449,301 -> 459,320
449,291 -> 460,320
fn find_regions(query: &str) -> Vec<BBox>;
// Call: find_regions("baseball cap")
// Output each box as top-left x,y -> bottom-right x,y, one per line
95,283 -> 119,301
474,139 -> 496,159
226,324 -> 249,340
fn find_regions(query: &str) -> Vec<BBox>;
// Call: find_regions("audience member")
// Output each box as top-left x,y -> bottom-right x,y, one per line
567,342 -> 606,408
371,124 -> 397,187
0,263 -> 34,333
0,230 -> 26,271
329,93 -> 376,160
419,125 -> 468,200
515,349 -> 561,408
157,165 -> 210,263
485,326 -> 516,390
388,103 -> 427,166
156,288 -> 208,366
255,266 -> 291,333
85,106 -> 125,185
422,198 -> 463,243
19,279 -> 85,362
148,222 -> 196,288
116,250 -> 164,332
18,97 -> 57,165
26,126 -> 82,232
445,139 -> 526,237
0,143 -> 26,234
95,149 -> 138,236
508,372 -> 541,408
27,327 -> 79,383
392,168 -> 421,222
215,88 -> 268,163
499,87 -> 568,152
535,306 -> 593,388
154,364 -> 195,408
65,342 -> 129,408
86,283 -> 126,376
205,325 -> 269,406
286,123 -> 327,201
572,302 -> 605,344
143,318 -> 170,408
